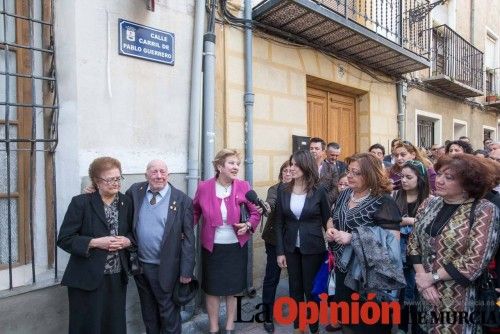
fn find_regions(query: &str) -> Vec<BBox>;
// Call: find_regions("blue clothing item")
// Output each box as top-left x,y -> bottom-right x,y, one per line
340,225 -> 406,301
136,187 -> 171,264
400,226 -> 413,264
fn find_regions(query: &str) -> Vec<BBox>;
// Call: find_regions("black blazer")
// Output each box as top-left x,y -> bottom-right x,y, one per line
57,191 -> 134,291
275,184 -> 330,256
126,182 -> 195,293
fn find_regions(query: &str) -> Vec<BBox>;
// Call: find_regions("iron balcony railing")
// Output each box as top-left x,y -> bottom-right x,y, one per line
431,24 -> 484,93
312,0 -> 430,57
253,0 -> 431,75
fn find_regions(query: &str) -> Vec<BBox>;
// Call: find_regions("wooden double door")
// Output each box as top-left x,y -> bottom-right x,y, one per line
307,87 -> 356,160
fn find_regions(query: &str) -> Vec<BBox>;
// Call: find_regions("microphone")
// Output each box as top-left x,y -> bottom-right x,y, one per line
245,190 -> 269,216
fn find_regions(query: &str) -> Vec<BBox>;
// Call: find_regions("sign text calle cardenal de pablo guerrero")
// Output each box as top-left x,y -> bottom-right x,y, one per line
118,19 -> 174,65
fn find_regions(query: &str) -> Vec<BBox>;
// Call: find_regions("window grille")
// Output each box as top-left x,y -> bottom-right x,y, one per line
417,117 -> 434,148
0,0 -> 59,290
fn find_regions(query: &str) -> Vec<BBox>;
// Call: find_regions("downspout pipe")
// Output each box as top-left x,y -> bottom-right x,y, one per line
396,81 -> 407,140
244,0 -> 256,298
203,0 -> 217,180
470,0 -> 475,45
182,0 -> 205,323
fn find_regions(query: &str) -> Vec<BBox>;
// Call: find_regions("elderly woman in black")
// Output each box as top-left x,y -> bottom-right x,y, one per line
57,157 -> 134,334
326,153 -> 402,334
275,150 -> 330,334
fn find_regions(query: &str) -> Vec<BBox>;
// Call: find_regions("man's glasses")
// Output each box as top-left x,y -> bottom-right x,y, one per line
97,176 -> 124,185
404,160 -> 426,176
346,169 -> 362,177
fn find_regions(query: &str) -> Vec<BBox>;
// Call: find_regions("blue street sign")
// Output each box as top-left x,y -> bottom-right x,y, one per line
118,19 -> 175,65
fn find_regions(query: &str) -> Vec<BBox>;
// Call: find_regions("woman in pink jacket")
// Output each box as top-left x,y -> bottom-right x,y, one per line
194,149 -> 261,334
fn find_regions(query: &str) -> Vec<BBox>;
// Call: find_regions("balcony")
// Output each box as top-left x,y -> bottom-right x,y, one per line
485,68 -> 500,110
423,25 -> 483,97
252,0 -> 431,76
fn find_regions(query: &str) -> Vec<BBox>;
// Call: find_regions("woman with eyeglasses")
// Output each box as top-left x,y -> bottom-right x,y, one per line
408,154 -> 499,334
392,160 -> 431,334
326,153 -> 402,334
260,159 -> 292,333
275,150 -> 330,334
389,140 -> 436,193
57,157 -> 134,334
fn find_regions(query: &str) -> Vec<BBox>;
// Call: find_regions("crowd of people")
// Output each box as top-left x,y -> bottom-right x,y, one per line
56,136 -> 499,334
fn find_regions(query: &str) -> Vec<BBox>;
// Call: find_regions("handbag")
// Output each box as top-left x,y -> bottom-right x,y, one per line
468,200 -> 499,328
311,251 -> 336,301
128,249 -> 142,275
476,271 -> 500,328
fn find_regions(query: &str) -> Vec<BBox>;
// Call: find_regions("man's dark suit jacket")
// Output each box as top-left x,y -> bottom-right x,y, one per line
274,184 -> 330,256
57,191 -> 134,291
126,182 -> 195,293
319,160 -> 339,205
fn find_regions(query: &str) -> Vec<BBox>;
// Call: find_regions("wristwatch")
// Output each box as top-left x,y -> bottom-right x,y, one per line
431,270 -> 440,283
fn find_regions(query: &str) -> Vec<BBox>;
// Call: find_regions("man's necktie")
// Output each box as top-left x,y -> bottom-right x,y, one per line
150,191 -> 160,205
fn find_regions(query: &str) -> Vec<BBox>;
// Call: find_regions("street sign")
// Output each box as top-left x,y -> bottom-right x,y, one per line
118,19 -> 174,65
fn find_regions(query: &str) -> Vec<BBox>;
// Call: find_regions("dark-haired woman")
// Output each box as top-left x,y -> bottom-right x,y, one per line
408,154 -> 500,333
275,150 -> 330,334
445,140 -> 473,155
392,160 -> 431,334
261,160 -> 292,333
326,153 -> 403,334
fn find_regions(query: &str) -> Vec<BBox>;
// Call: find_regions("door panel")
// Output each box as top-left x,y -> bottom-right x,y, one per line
307,88 -> 356,161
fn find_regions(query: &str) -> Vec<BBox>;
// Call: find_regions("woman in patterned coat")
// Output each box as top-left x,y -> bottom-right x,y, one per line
408,154 -> 500,334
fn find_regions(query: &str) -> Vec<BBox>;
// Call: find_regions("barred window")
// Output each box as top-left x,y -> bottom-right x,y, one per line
0,0 -> 58,291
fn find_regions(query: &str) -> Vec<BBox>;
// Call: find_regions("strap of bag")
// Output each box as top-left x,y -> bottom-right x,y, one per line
468,199 -> 479,228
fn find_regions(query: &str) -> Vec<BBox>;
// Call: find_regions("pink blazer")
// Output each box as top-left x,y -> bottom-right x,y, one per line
193,177 -> 261,252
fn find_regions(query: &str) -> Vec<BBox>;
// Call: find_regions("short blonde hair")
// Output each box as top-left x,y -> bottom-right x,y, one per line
213,149 -> 240,176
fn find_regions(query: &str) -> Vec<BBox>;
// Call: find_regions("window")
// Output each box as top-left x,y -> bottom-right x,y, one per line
452,119 -> 467,140
415,110 -> 442,149
483,126 -> 496,142
485,30 -> 499,95
0,0 -> 58,291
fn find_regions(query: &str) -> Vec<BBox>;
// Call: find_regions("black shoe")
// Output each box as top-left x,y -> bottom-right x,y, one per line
325,323 -> 342,332
263,322 -> 275,333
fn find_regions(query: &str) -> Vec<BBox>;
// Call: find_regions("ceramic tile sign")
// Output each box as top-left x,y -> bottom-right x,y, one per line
118,19 -> 174,65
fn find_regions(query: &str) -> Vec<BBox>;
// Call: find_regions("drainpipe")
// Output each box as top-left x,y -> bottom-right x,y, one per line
243,0 -> 256,298
470,0 -> 475,45
396,81 -> 407,140
203,0 -> 217,180
182,0 -> 205,323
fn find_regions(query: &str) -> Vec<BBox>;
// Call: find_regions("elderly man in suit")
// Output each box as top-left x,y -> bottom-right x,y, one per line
126,160 -> 195,334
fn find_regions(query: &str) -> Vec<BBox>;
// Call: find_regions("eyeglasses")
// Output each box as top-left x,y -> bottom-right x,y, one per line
346,168 -> 362,177
404,160 -> 427,176
97,176 -> 124,185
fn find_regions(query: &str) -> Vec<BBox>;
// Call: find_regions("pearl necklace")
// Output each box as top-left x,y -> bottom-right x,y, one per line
350,190 -> 371,203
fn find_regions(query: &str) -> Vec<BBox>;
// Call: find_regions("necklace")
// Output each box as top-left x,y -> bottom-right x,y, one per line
350,190 -> 371,203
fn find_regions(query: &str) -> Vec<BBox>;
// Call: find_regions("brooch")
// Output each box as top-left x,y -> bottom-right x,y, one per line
170,201 -> 177,211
